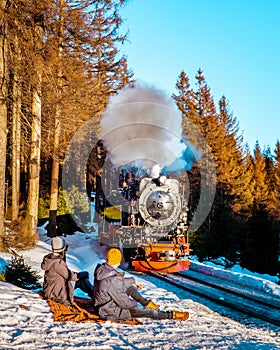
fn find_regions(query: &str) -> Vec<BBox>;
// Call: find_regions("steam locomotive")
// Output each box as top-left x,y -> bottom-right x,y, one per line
96,169 -> 191,273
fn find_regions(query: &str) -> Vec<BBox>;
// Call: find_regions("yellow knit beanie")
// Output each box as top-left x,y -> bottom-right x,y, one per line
107,248 -> 122,265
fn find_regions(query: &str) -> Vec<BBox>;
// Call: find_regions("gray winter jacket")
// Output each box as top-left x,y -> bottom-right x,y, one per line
41,253 -> 79,305
93,262 -> 137,321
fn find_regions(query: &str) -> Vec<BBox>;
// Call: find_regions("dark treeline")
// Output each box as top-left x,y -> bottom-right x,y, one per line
0,1 -> 279,276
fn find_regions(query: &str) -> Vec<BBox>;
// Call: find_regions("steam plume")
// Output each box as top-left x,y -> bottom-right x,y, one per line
101,84 -> 199,174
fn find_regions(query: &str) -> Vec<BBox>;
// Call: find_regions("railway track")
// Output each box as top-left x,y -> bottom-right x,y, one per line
148,271 -> 280,327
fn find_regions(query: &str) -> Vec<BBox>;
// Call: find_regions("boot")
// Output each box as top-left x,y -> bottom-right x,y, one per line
146,300 -> 160,310
172,311 -> 189,321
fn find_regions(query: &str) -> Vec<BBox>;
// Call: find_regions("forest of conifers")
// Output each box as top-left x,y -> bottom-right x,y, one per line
0,1 -> 279,277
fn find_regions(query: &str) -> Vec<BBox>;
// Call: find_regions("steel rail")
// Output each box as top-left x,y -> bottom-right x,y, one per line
148,272 -> 280,327
176,271 -> 280,310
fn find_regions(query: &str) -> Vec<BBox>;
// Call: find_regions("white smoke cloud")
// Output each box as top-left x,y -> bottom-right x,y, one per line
150,164 -> 161,178
101,83 -> 196,173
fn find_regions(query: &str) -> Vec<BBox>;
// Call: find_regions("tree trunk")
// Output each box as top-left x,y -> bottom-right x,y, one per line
23,86 -> 42,240
23,6 -> 44,242
47,0 -> 64,237
48,93 -> 61,237
0,0 -> 8,250
11,43 -> 21,222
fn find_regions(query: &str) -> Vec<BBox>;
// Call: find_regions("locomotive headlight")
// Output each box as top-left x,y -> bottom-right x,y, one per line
144,226 -> 151,234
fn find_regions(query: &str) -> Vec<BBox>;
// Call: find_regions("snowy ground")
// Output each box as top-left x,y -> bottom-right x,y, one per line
0,225 -> 280,350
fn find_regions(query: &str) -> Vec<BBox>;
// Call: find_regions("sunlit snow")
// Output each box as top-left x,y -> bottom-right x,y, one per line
0,224 -> 279,350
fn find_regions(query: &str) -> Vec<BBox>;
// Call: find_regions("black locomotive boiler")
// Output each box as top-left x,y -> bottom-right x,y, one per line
97,171 -> 191,273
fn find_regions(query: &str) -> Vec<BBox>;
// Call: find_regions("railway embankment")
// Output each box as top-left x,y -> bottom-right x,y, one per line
188,260 -> 280,297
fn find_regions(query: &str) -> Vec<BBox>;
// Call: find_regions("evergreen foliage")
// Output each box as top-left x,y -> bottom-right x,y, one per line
0,255 -> 41,290
38,186 -> 90,219
173,70 -> 279,274
38,186 -> 89,234
0,1 -> 279,276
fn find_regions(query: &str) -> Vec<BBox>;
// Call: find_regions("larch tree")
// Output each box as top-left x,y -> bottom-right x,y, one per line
47,0 -> 66,237
173,69 -> 254,263
173,70 -> 224,260
41,0 -> 133,237
252,142 -> 270,207
0,0 -> 8,250
193,70 -> 237,261
172,71 -> 200,211
88,0 -> 132,112
248,143 -> 279,274
263,145 -> 280,218
216,97 -> 256,264
2,0 -> 37,235
261,146 -> 280,273
41,0 -> 97,236
173,71 -> 199,141
7,1 -> 24,223
218,96 -> 254,214
10,35 -> 22,222
22,1 -> 46,243
172,70 -> 215,196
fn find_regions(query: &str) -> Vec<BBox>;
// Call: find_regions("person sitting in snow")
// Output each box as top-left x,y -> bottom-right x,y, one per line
41,237 -> 94,306
93,248 -> 189,322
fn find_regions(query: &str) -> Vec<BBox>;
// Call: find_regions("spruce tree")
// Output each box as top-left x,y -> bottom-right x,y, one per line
1,255 -> 41,290
173,70 -> 235,261
241,143 -> 279,274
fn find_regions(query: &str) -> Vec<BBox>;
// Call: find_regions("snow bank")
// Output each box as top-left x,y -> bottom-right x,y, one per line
190,261 -> 280,296
0,228 -> 279,349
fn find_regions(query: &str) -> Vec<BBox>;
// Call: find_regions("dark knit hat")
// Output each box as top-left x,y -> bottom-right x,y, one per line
51,237 -> 66,253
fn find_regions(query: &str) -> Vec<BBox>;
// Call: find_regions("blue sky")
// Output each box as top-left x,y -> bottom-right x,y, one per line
120,0 -> 280,152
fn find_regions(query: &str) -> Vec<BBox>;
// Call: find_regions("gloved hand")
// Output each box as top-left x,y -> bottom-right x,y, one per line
77,271 -> 89,280
135,280 -> 143,290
